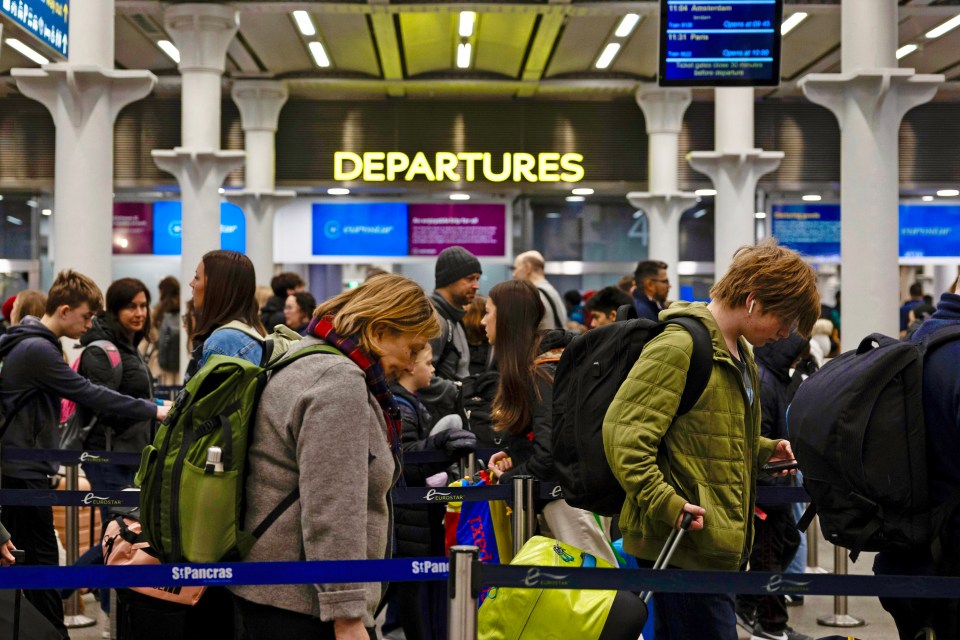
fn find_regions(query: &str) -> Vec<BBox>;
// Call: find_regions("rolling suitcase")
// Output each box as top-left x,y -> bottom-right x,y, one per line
0,551 -> 61,640
478,513 -> 693,640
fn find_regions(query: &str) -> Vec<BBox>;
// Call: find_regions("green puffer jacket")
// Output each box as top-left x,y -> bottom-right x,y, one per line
602,302 -> 780,571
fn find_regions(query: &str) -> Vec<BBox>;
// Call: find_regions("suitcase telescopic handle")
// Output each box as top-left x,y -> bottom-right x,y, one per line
642,511 -> 696,604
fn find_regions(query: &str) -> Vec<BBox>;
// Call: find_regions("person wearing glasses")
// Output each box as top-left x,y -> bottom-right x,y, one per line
632,260 -> 671,322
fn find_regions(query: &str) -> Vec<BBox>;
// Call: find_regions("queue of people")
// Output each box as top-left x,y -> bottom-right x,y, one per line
0,240 -> 953,640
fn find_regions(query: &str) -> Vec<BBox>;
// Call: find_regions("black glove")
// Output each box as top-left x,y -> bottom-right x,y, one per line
432,428 -> 477,456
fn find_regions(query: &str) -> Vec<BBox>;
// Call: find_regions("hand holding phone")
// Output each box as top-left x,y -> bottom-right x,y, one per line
762,459 -> 799,474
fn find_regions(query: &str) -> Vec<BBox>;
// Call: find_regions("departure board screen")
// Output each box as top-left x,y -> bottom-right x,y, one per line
659,0 -> 783,87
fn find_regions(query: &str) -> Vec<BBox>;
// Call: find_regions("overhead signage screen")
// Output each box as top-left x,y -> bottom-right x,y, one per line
152,201 -> 246,255
311,203 -> 507,258
659,0 -> 783,87
1,0 -> 69,58
772,204 -> 960,260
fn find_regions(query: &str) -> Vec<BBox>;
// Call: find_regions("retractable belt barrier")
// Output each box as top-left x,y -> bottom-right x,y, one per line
0,557 -> 958,600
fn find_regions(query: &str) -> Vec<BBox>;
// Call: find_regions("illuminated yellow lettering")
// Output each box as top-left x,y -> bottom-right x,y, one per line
435,152 -> 461,182
537,153 -> 561,182
386,152 -> 410,181
362,152 -> 386,181
334,151 -> 362,181
482,153 -> 511,183
457,153 -> 483,181
512,153 -> 537,183
559,153 -> 585,182
405,152 -> 437,181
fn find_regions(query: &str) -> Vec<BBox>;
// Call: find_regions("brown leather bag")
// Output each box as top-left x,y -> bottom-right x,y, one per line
102,516 -> 205,606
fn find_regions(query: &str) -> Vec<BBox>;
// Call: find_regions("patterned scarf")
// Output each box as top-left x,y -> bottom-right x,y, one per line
307,315 -> 402,457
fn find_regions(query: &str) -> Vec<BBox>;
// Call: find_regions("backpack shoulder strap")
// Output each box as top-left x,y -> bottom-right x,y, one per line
615,303 -> 638,322
540,289 -> 564,330
661,317 -> 714,416
267,343 -> 345,373
215,320 -> 265,343
86,340 -> 124,385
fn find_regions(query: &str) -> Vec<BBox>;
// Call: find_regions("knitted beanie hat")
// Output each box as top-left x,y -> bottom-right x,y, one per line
435,246 -> 482,289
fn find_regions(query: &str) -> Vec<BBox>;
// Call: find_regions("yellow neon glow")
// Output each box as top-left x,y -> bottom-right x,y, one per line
333,151 -> 585,183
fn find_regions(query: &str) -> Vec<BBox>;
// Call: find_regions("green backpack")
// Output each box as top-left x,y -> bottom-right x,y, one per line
135,343 -> 342,563
214,320 -> 303,366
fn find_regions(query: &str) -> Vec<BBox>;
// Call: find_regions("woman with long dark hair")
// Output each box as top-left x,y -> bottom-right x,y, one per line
186,250 -> 265,377
482,280 -> 616,564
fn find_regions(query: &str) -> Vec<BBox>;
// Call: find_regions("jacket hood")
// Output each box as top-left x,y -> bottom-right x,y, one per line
538,329 -> 576,354
913,292 -> 960,342
0,316 -> 58,359
753,333 -> 806,384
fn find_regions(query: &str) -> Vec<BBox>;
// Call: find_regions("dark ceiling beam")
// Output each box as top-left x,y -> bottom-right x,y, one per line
369,0 -> 405,97
516,0 -> 568,98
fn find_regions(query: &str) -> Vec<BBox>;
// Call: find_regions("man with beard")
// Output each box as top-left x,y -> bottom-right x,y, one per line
633,260 -> 671,322
429,246 -> 481,381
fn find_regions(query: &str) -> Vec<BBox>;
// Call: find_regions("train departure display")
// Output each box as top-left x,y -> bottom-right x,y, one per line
659,0 -> 783,87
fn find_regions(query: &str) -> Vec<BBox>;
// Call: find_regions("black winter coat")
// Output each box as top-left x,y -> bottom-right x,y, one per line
390,383 -> 449,558
78,316 -> 156,452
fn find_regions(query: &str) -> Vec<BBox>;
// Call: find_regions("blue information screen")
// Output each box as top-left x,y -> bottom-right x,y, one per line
772,203 -> 960,259
312,203 -> 409,257
659,0 -> 783,87
153,201 -> 246,255
1,0 -> 69,58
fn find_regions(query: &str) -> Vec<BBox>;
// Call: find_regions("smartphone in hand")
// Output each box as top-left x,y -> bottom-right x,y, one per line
762,459 -> 799,474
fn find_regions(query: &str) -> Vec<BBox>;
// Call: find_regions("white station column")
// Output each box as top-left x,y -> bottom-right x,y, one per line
227,81 -> 295,285
687,88 -> 783,277
151,3 -> 245,377
626,86 -> 699,289
799,0 -> 941,346
13,0 -> 156,289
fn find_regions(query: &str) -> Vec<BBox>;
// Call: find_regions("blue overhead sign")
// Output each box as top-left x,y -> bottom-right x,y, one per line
153,201 -> 246,255
772,203 -> 960,260
312,203 -> 409,257
1,0 -> 69,58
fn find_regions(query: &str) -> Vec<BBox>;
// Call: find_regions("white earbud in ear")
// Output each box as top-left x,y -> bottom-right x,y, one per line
748,300 -> 755,314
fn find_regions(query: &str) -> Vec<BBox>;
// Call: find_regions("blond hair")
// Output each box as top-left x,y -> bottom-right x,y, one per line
11,289 -> 46,325
710,239 -> 820,337
314,273 -> 441,355
45,270 -> 103,316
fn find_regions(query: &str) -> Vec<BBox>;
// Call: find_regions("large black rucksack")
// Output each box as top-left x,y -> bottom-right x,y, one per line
552,307 -> 714,516
458,370 -> 501,448
790,327 -> 960,561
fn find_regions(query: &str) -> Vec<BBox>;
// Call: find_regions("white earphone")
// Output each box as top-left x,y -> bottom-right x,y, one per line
748,299 -> 755,314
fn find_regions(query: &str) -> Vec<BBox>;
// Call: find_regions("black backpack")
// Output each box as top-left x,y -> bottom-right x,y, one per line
790,327 -> 960,561
458,370 -> 501,448
156,312 -> 180,372
552,306 -> 714,516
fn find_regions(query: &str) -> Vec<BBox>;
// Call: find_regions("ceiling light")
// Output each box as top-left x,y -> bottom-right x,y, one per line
896,44 -> 918,60
922,195 -> 935,202
802,194 -> 822,201
755,211 -> 767,219
292,10 -> 316,37
327,188 -> 350,196
546,212 -> 561,219
308,41 -> 331,68
157,40 -> 181,64
459,11 -> 476,38
781,12 -> 808,36
614,14 -> 641,39
449,193 -> 471,201
692,209 -> 707,219
595,43 -> 621,70
0,195 -> 4,201
694,188 -> 717,197
566,196 -> 585,203
25,200 -> 37,208
457,42 -> 472,69
5,216 -> 22,226
926,14 -> 960,39
937,189 -> 960,197
5,38 -> 49,65
571,188 -> 594,196
218,188 -> 225,194
118,238 -> 129,249
41,208 -> 52,216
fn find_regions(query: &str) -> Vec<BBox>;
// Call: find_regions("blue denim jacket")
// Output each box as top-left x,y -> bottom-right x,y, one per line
197,328 -> 263,370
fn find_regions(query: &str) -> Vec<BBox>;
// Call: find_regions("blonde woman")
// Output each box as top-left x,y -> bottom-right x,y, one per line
232,273 -> 440,640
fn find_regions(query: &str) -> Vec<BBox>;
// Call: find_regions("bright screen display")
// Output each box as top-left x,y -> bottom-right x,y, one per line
152,201 -> 246,255
659,0 -> 783,87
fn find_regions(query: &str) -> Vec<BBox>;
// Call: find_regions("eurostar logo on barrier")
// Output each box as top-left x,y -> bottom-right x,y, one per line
549,485 -> 563,499
79,452 -> 109,464
763,574 -> 812,594
425,489 -> 460,502
82,493 -> 122,507
523,567 -> 571,588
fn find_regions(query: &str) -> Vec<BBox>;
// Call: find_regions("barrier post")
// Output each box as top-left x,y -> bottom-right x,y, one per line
512,475 -> 536,556
448,545 -> 479,640
805,513 -> 828,573
63,465 -> 96,628
817,544 -> 865,628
